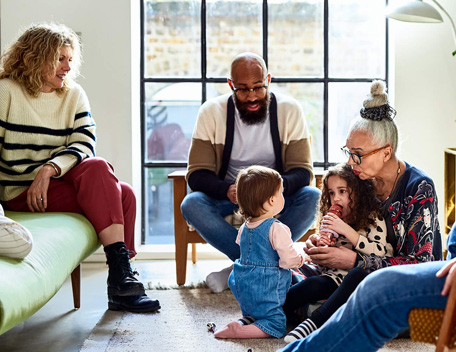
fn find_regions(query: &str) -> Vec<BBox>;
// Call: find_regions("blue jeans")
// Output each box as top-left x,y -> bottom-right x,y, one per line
181,186 -> 320,261
278,260 -> 449,352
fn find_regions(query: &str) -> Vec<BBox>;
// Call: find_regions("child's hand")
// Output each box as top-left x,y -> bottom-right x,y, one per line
317,234 -> 332,247
321,213 -> 351,236
303,254 -> 312,264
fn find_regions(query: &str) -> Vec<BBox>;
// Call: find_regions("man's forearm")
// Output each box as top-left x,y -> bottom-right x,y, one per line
188,169 -> 232,200
282,168 -> 311,197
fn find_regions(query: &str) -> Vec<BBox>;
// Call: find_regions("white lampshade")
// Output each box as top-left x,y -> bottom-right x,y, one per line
386,0 -> 443,23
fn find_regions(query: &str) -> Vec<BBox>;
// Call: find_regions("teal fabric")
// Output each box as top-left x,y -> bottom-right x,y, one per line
0,212 -> 100,335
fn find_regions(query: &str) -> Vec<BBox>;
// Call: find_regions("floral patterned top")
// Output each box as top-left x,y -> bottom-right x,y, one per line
358,162 -> 442,272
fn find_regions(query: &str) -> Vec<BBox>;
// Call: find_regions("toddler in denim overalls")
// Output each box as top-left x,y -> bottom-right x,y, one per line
215,166 -> 305,339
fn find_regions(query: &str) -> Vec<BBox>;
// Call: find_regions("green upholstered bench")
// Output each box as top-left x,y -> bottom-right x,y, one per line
0,211 -> 100,335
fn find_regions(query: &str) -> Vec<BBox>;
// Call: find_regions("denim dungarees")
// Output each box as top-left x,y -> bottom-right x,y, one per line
228,218 -> 291,338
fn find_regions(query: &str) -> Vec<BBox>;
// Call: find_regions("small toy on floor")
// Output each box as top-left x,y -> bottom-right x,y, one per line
207,322 -> 216,333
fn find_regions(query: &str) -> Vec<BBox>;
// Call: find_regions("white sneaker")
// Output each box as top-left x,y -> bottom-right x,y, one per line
205,264 -> 234,293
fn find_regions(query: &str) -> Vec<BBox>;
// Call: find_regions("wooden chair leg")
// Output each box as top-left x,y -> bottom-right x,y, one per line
191,243 -> 197,264
169,172 -> 190,286
71,264 -> 81,309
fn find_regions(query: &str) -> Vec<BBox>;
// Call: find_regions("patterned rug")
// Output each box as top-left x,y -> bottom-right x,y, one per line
80,288 -> 434,352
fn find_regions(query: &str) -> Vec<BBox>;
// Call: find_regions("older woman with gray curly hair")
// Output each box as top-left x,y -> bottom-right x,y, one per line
0,22 -> 159,313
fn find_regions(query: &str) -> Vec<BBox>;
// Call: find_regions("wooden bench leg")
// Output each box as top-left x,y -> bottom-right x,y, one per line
71,264 -> 81,309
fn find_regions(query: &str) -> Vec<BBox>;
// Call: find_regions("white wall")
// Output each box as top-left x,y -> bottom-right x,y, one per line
390,0 -> 456,237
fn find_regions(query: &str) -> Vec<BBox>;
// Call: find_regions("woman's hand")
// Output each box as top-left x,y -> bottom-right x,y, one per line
306,245 -> 357,270
436,258 -> 456,296
26,165 -> 55,212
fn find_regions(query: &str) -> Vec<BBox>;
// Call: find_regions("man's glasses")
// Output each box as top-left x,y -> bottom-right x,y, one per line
340,145 -> 388,165
229,79 -> 268,99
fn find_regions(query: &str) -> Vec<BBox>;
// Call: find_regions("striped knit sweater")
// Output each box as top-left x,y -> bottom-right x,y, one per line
0,78 -> 96,201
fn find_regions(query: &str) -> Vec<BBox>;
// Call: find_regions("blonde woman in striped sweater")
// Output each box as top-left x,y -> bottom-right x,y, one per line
0,22 -> 159,313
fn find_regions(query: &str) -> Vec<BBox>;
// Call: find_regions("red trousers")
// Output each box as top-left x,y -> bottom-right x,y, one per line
5,157 -> 137,256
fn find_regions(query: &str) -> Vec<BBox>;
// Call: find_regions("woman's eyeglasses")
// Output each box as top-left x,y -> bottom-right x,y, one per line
340,145 -> 388,165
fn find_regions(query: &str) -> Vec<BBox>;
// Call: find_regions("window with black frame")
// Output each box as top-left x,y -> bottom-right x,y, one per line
140,0 -> 388,246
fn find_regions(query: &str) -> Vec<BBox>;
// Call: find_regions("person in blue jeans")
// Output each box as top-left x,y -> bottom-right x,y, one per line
277,256 -> 456,352
214,166 -> 305,338
181,52 -> 320,292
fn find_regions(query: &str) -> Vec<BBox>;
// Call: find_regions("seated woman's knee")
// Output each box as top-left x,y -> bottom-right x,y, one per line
80,157 -> 115,176
120,182 -> 136,202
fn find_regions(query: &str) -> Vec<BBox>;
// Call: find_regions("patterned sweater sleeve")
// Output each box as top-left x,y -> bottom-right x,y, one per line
50,86 -> 96,176
358,177 -> 440,272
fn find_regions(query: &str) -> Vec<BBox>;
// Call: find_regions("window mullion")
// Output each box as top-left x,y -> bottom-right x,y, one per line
263,0 -> 268,66
323,0 -> 329,169
202,0 -> 207,103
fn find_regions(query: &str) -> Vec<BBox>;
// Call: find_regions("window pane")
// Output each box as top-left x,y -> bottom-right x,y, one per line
206,0 -> 262,78
207,82 -> 232,99
328,0 -> 386,78
144,0 -> 201,77
268,1 -> 323,77
328,82 -> 371,162
145,167 -> 186,244
145,83 -> 201,162
271,83 -> 324,163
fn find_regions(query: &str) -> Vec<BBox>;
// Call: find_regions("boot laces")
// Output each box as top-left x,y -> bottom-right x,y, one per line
118,248 -> 138,278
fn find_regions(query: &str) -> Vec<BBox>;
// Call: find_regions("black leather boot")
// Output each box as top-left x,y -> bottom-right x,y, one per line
108,294 -> 161,313
104,242 -> 145,296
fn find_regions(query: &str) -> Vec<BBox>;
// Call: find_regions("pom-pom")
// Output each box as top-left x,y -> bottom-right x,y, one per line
370,80 -> 386,96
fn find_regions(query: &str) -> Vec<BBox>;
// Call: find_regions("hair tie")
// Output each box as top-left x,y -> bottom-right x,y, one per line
360,103 -> 396,121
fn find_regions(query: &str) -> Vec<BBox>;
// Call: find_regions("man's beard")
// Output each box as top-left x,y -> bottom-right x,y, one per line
234,93 -> 270,125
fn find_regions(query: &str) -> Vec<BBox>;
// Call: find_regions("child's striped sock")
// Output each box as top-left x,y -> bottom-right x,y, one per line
284,319 -> 318,343
237,316 -> 256,325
